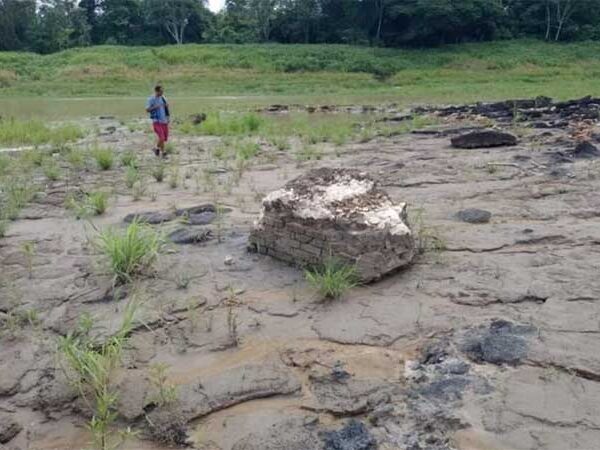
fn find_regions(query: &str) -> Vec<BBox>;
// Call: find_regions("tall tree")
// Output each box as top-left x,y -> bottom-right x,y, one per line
0,0 -> 36,51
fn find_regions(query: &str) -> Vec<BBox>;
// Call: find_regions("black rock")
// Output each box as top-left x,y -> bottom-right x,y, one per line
572,141 -> 600,159
456,208 -> 492,224
451,130 -> 517,149
124,211 -> 176,224
168,228 -> 212,245
460,319 -> 535,366
321,420 -> 376,450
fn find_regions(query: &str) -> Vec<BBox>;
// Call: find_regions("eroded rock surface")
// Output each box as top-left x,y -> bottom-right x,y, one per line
249,167 -> 416,282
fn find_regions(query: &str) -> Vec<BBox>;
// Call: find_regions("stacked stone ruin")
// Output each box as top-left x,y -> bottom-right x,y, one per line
248,168 -> 416,282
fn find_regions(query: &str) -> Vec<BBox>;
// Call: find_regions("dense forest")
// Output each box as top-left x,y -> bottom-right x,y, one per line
1,0 -> 600,54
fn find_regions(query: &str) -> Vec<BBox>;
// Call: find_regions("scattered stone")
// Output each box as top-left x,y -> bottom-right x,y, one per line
168,228 -> 212,245
0,413 -> 22,444
224,255 -> 234,266
456,208 -> 492,224
451,130 -> 517,149
249,168 -> 416,282
320,420 -> 376,450
460,319 -> 535,366
124,211 -> 176,224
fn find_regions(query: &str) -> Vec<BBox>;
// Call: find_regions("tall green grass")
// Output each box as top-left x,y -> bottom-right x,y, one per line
1,40 -> 600,100
0,118 -> 82,146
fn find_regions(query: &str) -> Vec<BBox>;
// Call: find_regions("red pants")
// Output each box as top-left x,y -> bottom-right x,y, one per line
153,122 -> 169,142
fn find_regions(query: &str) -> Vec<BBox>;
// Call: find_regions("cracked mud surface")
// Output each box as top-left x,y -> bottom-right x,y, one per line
2,103 -> 600,450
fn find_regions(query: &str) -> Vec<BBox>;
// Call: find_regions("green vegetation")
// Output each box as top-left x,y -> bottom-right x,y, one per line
0,118 -> 81,147
88,192 -> 109,216
305,258 -> 358,300
58,300 -> 138,450
120,150 -> 137,168
96,220 -> 165,284
148,363 -> 178,407
125,165 -> 141,189
151,162 -> 165,183
92,147 -> 114,171
2,41 -> 600,103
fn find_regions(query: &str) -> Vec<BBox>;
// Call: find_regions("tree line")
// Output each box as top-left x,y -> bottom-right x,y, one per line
1,0 -> 599,54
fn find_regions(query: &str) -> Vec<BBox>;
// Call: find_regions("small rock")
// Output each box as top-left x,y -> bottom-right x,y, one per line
0,413 -> 22,444
451,130 -> 517,149
456,208 -> 492,224
224,255 -> 234,266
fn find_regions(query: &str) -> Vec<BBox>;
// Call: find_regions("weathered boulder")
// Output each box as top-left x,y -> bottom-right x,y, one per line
248,168 -> 416,282
451,130 -> 517,149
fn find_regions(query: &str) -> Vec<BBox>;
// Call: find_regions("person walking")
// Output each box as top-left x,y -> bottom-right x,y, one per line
146,84 -> 170,157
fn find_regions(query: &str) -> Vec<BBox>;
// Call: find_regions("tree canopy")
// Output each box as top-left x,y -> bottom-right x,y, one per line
1,0 -> 599,53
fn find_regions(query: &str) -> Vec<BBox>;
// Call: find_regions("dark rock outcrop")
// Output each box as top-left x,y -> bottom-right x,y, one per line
451,130 -> 517,149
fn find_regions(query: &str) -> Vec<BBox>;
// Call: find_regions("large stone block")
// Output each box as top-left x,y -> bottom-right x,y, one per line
248,168 -> 416,282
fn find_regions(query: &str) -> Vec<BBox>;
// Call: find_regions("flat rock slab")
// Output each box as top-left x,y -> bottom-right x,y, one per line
451,130 -> 517,149
306,374 -> 397,416
152,364 -> 301,423
456,208 -> 492,224
249,168 -> 416,282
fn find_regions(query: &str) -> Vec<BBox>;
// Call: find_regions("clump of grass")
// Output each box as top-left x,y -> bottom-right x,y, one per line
168,165 -> 179,189
236,140 -> 260,161
2,177 -> 36,220
151,162 -> 165,182
132,180 -> 147,201
296,145 -> 322,161
305,257 -> 358,300
410,207 -> 447,255
88,191 -> 109,215
42,159 -> 61,181
180,113 -> 264,136
95,220 -> 165,284
148,363 -> 178,407
58,300 -> 138,450
66,147 -> 86,169
22,148 -> 47,167
125,165 -> 140,189
120,150 -> 137,168
92,147 -> 114,171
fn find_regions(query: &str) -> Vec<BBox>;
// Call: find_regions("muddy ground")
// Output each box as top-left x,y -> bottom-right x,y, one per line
2,99 -> 600,450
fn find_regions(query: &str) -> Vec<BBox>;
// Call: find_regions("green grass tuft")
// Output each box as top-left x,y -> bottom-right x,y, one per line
96,220 -> 165,284
92,147 -> 114,171
305,257 -> 358,300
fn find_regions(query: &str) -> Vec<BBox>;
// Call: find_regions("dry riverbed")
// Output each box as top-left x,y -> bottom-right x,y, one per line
1,99 -> 600,450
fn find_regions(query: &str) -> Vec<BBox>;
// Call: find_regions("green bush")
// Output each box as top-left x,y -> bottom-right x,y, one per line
88,192 -> 109,215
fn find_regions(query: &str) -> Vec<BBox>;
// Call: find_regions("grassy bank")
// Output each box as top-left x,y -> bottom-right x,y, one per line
1,40 -> 599,103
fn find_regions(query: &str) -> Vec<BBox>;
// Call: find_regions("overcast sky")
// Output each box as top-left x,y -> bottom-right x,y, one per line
207,0 -> 225,13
